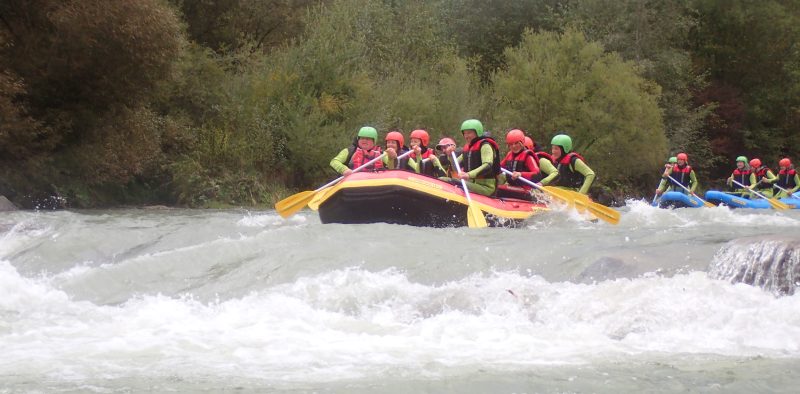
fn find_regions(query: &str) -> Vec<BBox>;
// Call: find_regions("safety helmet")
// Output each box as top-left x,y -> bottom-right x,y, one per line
506,129 -> 525,145
435,137 -> 457,151
668,157 -> 677,164
460,119 -> 484,135
409,129 -> 430,147
524,136 -> 534,151
357,126 -> 378,141
736,155 -> 748,163
550,134 -> 573,153
749,158 -> 761,168
779,158 -> 792,167
385,131 -> 404,147
677,152 -> 688,161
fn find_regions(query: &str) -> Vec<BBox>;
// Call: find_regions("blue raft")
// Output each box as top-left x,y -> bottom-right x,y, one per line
704,190 -> 800,209
652,191 -> 706,208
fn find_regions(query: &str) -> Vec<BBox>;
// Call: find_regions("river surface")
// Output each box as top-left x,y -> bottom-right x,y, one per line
1,202 -> 799,393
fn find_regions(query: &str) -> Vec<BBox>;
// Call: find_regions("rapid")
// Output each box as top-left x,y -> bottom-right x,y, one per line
1,202 -> 799,392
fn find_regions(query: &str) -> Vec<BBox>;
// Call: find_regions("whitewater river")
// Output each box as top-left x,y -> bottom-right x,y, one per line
1,202 -> 799,392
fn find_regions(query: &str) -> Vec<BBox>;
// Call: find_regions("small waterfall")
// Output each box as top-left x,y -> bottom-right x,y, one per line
708,237 -> 800,296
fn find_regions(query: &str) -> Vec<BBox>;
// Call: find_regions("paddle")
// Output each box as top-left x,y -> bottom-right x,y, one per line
275,149 -> 413,218
451,151 -> 488,228
731,179 -> 790,210
773,183 -> 800,199
500,168 -> 620,225
665,175 -> 716,207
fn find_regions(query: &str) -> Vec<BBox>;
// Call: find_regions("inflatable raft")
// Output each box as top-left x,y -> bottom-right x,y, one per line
705,190 -> 800,209
652,191 -> 706,208
307,170 -> 548,227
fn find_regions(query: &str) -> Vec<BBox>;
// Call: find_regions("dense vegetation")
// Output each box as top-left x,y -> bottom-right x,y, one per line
1,0 -> 798,208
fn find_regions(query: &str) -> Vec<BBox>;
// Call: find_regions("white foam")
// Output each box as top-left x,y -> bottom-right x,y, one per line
623,198 -> 800,228
236,212 -> 307,227
3,265 -> 797,383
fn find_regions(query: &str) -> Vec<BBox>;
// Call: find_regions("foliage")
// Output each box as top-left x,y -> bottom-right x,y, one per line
492,29 -> 667,187
561,0 -> 717,179
691,0 -> 800,176
1,0 -> 798,207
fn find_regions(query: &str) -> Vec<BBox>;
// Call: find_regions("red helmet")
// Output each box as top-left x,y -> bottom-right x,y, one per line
505,129 -> 525,145
524,136 -> 534,151
749,158 -> 761,168
676,153 -> 688,162
779,158 -> 792,167
385,131 -> 404,147
409,129 -> 430,147
435,137 -> 456,151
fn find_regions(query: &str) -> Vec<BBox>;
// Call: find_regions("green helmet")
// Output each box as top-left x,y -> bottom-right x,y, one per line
357,126 -> 378,141
550,134 -> 573,153
736,155 -> 748,163
460,119 -> 484,135
668,156 -> 677,164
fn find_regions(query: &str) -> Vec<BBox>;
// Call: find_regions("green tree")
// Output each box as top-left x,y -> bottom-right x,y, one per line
563,0 -> 716,178
691,0 -> 800,176
492,29 -> 667,192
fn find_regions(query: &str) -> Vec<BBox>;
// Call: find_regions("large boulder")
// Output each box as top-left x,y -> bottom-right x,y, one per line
0,196 -> 18,211
708,236 -> 800,296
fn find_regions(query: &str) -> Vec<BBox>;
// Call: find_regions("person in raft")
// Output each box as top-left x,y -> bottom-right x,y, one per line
747,158 -> 777,197
525,135 -> 558,186
330,126 -> 385,175
407,129 -> 440,176
656,152 -> 698,196
547,133 -> 595,195
726,156 -> 755,198
653,157 -> 674,197
384,130 -> 410,170
773,158 -> 800,198
439,119 -> 501,197
432,137 -> 458,178
496,129 -> 540,200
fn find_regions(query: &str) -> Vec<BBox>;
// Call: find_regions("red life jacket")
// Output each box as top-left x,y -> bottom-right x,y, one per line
463,136 -> 501,179
530,151 -> 554,183
554,152 -> 587,189
348,146 -> 384,171
776,168 -> 797,189
411,148 -> 435,176
533,151 -> 554,164
501,149 -> 537,188
669,164 -> 693,191
731,168 -> 752,187
753,166 -> 772,189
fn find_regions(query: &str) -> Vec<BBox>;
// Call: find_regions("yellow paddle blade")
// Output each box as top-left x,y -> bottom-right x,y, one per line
768,198 -> 791,210
274,190 -> 316,218
559,188 -> 620,225
586,203 -> 620,225
307,187 -> 332,211
466,203 -> 488,228
541,186 -> 572,204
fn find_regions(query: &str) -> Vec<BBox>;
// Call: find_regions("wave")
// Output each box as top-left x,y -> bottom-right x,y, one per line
2,260 -> 799,384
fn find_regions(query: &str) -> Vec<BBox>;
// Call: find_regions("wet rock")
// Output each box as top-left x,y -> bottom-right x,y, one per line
0,196 -> 18,211
576,257 -> 636,283
708,236 -> 800,296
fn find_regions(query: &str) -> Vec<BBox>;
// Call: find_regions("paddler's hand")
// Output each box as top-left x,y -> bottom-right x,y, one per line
444,145 -> 455,155
343,169 -> 353,176
413,145 -> 421,156
386,148 -> 397,160
458,171 -> 470,180
655,189 -> 663,195
511,171 -> 521,180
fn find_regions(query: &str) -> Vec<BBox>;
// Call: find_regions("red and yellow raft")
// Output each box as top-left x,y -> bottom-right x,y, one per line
307,170 -> 549,227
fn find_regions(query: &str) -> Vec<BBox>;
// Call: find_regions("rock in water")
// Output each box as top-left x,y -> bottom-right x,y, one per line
0,196 -> 18,211
577,257 -> 635,284
708,236 -> 800,296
